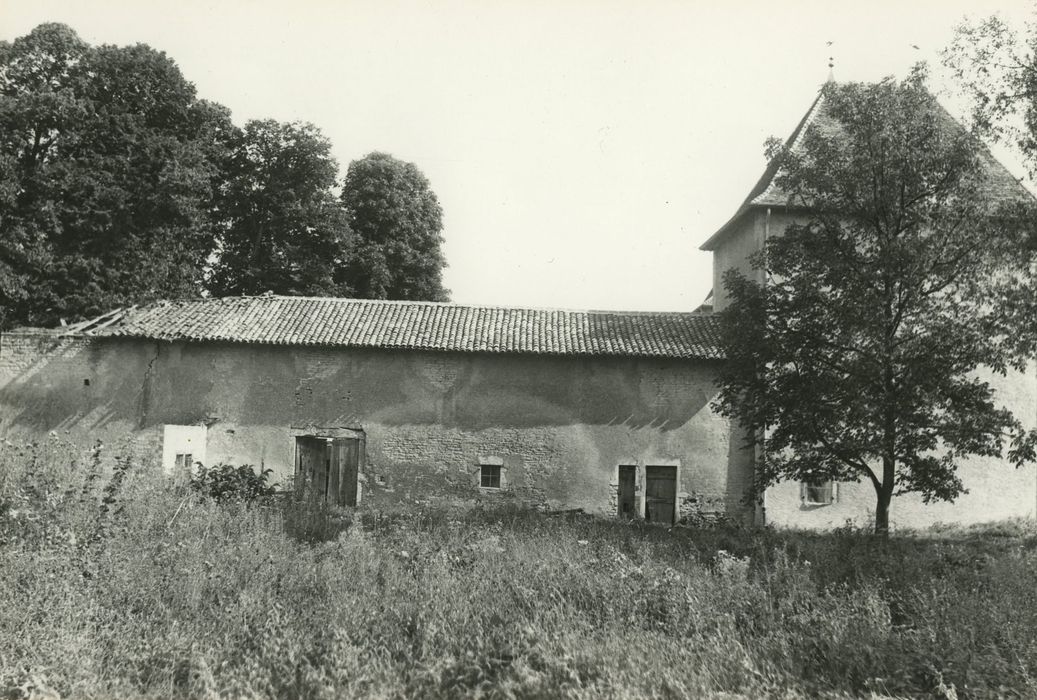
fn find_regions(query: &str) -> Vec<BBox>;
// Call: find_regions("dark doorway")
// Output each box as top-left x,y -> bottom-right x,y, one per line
295,435 -> 361,506
645,465 -> 677,524
618,465 -> 637,518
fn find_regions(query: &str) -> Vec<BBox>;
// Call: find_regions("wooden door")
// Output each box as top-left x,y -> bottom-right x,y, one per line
645,465 -> 676,524
295,437 -> 327,502
329,438 -> 360,506
618,465 -> 637,519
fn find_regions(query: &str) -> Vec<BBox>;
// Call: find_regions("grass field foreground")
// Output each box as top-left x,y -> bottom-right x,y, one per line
2,438 -> 1037,699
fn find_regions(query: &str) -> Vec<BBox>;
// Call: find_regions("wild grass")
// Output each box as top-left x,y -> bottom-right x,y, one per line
2,438 -> 1037,699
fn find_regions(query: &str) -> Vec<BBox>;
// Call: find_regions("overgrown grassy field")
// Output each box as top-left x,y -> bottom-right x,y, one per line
2,439 -> 1037,699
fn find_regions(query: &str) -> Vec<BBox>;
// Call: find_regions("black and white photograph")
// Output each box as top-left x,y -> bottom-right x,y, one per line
2,0 -> 1037,697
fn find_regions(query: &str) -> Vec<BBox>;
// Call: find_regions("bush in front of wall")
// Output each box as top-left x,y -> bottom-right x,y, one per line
188,463 -> 276,504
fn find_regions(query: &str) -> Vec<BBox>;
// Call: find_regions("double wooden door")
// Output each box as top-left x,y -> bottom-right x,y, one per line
295,436 -> 360,506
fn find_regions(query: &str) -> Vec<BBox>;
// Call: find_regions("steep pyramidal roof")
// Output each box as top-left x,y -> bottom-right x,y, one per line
700,84 -> 1035,251
62,295 -> 723,360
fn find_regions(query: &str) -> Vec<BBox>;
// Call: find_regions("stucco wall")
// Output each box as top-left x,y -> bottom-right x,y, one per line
0,333 -> 752,522
711,209 -> 801,313
764,365 -> 1037,529
0,331 -> 163,462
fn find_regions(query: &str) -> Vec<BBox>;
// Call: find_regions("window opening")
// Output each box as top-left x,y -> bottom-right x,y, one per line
802,480 -> 836,505
480,464 -> 501,489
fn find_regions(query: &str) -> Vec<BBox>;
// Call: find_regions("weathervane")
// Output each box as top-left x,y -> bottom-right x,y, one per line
826,41 -> 835,82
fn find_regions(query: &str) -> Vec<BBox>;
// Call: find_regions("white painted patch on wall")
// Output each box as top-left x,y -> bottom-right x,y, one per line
162,424 -> 208,474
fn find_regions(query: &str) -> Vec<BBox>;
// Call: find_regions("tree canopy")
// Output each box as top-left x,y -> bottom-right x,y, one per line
0,23 -> 451,328
208,120 -> 353,297
0,23 -> 232,327
341,152 -> 448,302
714,71 -> 1037,533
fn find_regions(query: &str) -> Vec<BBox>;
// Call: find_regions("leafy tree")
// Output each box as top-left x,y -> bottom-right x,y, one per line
341,152 -> 448,301
714,72 -> 1037,534
0,23 -> 88,327
0,24 -> 454,323
0,23 -> 232,328
943,15 -> 1037,177
207,120 -> 353,297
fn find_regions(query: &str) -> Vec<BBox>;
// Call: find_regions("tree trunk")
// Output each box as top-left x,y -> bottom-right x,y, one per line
874,457 -> 895,536
874,489 -> 891,536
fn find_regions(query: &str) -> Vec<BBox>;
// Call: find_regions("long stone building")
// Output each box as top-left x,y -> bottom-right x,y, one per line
0,297 -> 750,523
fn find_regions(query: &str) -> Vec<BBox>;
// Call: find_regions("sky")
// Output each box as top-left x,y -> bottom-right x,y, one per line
2,0 -> 1035,312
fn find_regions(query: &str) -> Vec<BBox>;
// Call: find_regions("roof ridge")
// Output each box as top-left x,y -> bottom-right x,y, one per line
930,99 -> 1037,204
749,88 -> 827,206
139,295 -> 709,318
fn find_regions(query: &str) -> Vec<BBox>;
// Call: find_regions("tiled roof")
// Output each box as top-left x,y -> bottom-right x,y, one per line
747,90 -> 830,208
84,296 -> 722,360
701,85 -> 1036,251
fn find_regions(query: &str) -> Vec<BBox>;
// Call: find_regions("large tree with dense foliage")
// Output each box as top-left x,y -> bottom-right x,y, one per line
0,24 -> 454,324
207,120 -> 353,297
341,152 -> 448,301
0,23 -> 233,327
714,72 -> 1037,534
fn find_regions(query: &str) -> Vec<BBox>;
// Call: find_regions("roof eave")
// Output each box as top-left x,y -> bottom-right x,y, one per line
84,331 -> 724,361
700,204 -> 761,251
701,201 -> 803,251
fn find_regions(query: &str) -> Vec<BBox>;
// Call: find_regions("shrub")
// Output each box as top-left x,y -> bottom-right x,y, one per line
188,463 -> 276,504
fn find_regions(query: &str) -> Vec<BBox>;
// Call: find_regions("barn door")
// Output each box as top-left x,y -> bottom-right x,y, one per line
645,466 -> 677,524
295,436 -> 361,506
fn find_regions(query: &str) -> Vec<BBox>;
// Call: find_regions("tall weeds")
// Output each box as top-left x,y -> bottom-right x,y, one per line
1,438 -> 1035,698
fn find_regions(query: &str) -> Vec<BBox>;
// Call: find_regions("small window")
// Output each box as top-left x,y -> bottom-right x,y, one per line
174,453 -> 193,472
802,480 -> 836,505
480,464 -> 501,489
